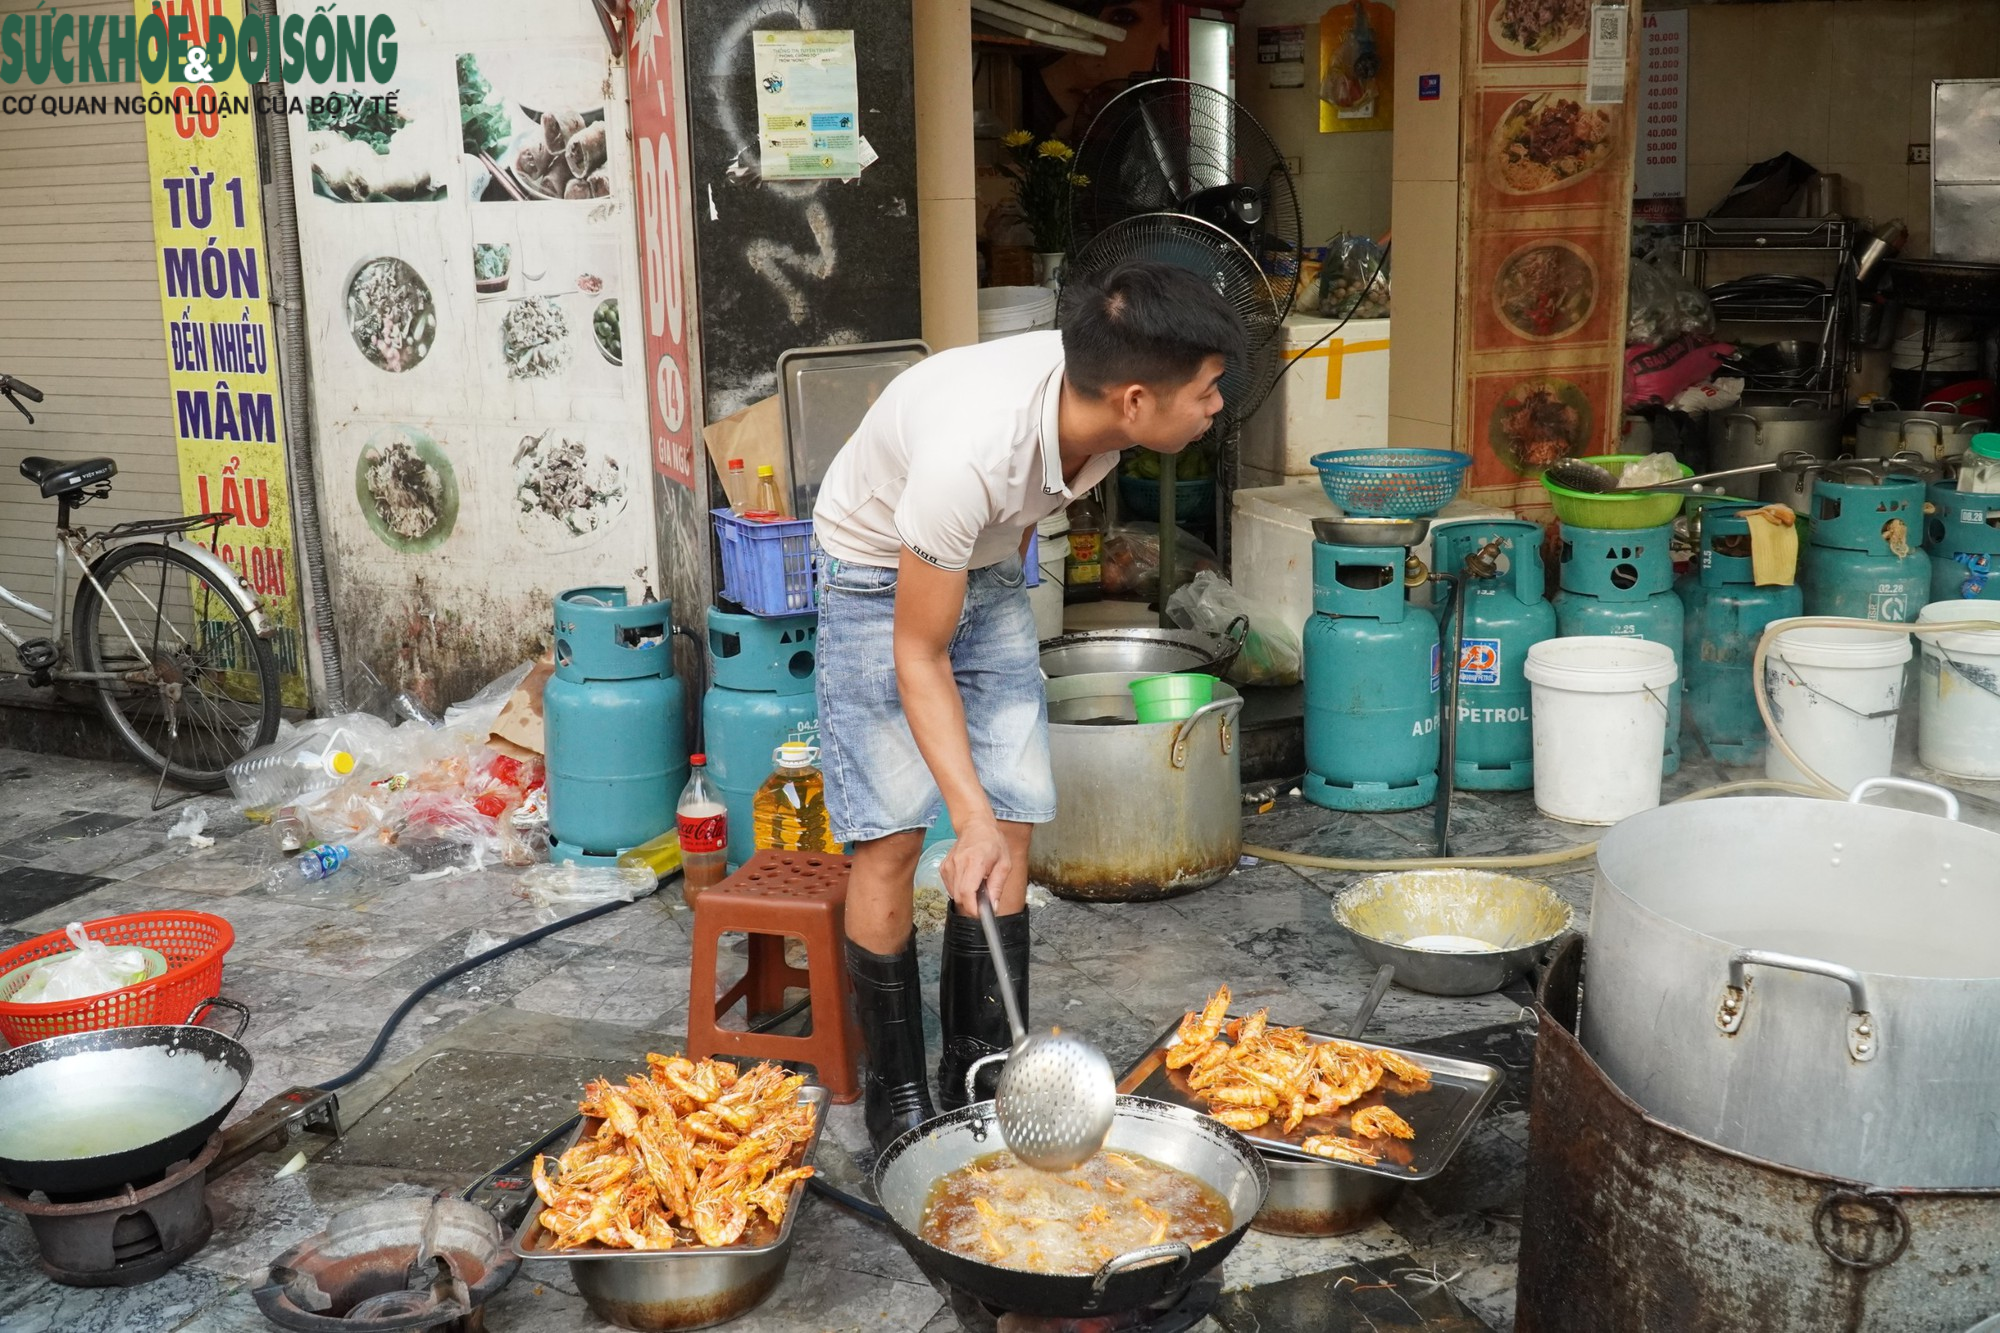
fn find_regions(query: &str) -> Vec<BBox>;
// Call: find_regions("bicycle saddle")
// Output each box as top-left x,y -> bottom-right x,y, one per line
19,456 -> 115,498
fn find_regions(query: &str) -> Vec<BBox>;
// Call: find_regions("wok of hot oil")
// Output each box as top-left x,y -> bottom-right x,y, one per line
918,1148 -> 1231,1275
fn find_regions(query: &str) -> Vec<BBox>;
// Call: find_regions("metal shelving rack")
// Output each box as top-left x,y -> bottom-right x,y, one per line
1679,218 -> 1856,407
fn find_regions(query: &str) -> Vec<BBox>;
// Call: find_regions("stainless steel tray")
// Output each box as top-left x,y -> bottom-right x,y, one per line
1120,1016 -> 1501,1178
511,1084 -> 828,1260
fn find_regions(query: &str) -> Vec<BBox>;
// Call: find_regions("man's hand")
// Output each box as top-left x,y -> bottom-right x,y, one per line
940,817 -> 1010,916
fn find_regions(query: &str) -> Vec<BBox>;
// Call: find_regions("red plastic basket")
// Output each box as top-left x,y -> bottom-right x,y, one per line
0,911 -> 234,1046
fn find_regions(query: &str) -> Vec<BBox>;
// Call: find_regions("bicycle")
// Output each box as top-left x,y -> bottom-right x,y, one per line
1,374 -> 281,791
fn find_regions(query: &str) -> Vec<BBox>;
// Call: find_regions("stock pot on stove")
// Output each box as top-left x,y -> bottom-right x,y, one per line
1580,778 -> 2000,1188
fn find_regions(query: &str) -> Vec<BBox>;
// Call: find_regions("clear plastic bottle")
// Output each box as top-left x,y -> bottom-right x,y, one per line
271,806 -> 310,854
754,464 -> 787,520
751,743 -> 841,853
295,843 -> 351,882
227,737 -> 357,813
725,458 -> 748,515
616,830 -> 685,880
1957,432 -> 2000,494
676,754 -> 729,903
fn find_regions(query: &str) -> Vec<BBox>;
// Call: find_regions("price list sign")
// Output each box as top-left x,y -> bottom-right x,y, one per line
1635,10 -> 1686,200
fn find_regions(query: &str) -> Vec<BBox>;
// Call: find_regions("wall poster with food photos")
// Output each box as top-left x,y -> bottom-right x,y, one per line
281,0 -> 657,707
1457,0 -> 1638,511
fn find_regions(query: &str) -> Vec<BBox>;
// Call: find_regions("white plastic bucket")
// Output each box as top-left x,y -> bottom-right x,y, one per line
1762,624 -> 1912,791
978,285 -> 1058,342
1915,600 -> 2000,778
1030,534 -> 1068,642
1524,637 -> 1679,825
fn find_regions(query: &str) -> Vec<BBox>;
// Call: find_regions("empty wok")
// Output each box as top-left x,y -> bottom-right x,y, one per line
0,997 -> 251,1195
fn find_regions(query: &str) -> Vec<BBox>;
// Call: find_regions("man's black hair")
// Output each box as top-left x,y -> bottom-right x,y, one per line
1058,259 -> 1246,397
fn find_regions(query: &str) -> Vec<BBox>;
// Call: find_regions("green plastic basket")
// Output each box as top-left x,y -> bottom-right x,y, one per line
1541,455 -> 1694,530
1129,672 -> 1216,723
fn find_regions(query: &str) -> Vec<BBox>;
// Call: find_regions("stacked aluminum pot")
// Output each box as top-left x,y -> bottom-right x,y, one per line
1854,400 -> 1991,463
1706,401 -> 1841,510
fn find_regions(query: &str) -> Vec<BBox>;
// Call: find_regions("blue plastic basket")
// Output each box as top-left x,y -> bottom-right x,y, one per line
1310,449 -> 1471,518
713,509 -> 818,616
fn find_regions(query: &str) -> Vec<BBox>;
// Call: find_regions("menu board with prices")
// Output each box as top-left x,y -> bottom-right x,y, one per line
1634,10 -> 1685,201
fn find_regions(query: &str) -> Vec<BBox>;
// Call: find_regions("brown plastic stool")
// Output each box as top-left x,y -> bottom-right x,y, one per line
685,850 -> 860,1103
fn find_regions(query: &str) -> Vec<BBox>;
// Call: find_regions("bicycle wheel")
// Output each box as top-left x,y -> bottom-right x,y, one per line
70,542 -> 281,788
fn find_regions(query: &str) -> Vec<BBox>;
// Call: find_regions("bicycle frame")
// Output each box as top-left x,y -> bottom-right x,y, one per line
0,524 -> 273,677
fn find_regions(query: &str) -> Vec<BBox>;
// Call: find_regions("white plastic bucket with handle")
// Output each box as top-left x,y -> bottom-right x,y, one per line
978,286 -> 1058,342
1915,600 -> 2000,779
1524,637 -> 1679,825
1762,624 -> 1912,791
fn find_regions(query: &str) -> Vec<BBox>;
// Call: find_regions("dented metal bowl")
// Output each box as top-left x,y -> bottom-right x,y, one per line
1333,870 -> 1573,996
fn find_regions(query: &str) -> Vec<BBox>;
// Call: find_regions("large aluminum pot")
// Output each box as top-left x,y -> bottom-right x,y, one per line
1032,672 -> 1243,901
1706,401 -> 1841,509
873,1095 -> 1268,1317
1854,401 -> 1991,462
1581,778 -> 2000,1188
1520,936 -> 2000,1333
1039,622 -> 1246,680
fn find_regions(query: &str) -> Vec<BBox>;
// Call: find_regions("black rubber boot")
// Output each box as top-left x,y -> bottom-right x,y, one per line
937,906 -> 1030,1111
845,936 -> 936,1152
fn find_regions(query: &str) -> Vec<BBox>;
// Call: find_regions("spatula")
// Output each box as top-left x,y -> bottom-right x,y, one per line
965,887 -> 1117,1172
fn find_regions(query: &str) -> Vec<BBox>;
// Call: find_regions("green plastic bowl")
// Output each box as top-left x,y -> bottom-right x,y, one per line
1541,455 -> 1694,530
1129,672 -> 1216,723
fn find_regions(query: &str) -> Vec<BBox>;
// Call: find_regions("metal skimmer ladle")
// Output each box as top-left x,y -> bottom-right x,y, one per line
1545,451 -> 1820,496
964,887 -> 1116,1172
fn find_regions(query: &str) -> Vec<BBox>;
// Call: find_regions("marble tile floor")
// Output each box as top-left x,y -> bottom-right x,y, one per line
0,741 -> 1863,1333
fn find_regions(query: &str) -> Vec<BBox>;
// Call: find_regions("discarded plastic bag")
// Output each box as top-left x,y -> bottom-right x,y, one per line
1168,570 -> 1302,687
13,924 -> 154,1003
1101,522 -> 1220,603
518,862 -> 658,915
165,805 -> 215,849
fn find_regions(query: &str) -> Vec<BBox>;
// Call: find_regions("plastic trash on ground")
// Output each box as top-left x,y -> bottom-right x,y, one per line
12,924 -> 154,1003
165,805 -> 215,849
1168,570 -> 1303,687
518,861 -> 658,917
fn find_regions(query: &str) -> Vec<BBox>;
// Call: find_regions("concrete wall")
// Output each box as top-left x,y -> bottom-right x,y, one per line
1387,0 -> 1463,453
1683,0 -> 2000,256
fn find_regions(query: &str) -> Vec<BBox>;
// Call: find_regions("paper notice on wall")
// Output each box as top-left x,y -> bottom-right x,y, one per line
1634,10 -> 1686,200
1585,3 -> 1630,104
1259,24 -> 1306,88
753,30 -> 861,180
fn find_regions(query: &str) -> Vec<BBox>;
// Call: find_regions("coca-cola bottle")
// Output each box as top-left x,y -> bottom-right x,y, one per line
677,754 -> 728,904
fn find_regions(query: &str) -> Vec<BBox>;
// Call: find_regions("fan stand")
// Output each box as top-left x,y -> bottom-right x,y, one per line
1157,450 -> 1179,627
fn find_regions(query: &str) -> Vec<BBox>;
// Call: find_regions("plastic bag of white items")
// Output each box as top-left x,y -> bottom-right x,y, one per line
1615,452 -> 1686,489
13,923 -> 155,1003
1167,570 -> 1303,687
1101,522 -> 1221,604
518,861 -> 658,915
1627,256 -> 1714,346
440,660 -> 534,737
1317,233 -> 1390,320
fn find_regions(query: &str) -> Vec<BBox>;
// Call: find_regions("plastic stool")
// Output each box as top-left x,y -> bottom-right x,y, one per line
685,850 -> 860,1103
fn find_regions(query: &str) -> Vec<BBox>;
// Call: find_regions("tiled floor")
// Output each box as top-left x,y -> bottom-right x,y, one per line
4,741 -> 1976,1332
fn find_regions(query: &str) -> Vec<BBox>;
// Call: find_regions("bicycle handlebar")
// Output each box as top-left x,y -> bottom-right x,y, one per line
1,376 -> 44,403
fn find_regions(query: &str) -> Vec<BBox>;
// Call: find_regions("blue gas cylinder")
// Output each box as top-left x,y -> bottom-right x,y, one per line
1303,540 -> 1441,811
702,609 -> 819,869
1800,473 -> 1927,622
1924,479 -> 2000,602
1678,504 -> 1802,764
1433,519 -> 1556,791
545,587 -> 688,864
1553,522 -> 1684,775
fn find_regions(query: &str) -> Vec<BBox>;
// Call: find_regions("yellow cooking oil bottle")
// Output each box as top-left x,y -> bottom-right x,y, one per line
751,742 -> 842,853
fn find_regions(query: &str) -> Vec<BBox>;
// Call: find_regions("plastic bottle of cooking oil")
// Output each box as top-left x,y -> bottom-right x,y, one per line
751,742 -> 841,853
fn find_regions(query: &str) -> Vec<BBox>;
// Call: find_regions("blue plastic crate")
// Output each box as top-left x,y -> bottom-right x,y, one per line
713,509 -> 818,616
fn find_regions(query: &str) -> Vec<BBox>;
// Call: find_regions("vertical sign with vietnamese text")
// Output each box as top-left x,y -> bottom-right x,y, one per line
1635,10 -> 1686,202
630,1 -> 697,489
137,0 -> 305,704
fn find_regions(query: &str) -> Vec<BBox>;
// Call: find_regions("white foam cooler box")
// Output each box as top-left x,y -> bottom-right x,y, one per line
1231,480 -> 1514,641
1239,314 -> 1392,478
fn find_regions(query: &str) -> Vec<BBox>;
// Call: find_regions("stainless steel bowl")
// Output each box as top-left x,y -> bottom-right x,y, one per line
1255,1157 -> 1404,1236
1333,870 -> 1573,996
1311,516 -> 1432,547
1039,626 -> 1244,680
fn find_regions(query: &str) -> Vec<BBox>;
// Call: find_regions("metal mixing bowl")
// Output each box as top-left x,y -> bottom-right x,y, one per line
1332,870 -> 1573,996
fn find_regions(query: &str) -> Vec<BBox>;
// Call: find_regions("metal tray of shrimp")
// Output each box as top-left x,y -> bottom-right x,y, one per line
1119,1017 -> 1502,1178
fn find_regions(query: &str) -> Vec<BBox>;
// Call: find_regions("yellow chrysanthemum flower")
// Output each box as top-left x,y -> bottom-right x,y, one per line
1002,129 -> 1034,147
1068,173 -> 1090,187
1038,140 -> 1073,160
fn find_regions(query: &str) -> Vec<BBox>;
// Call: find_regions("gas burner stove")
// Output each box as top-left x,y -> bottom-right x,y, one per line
0,1135 -> 219,1288
947,1273 -> 1220,1333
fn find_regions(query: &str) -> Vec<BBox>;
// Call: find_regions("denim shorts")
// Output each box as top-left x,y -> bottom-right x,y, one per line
814,555 -> 1056,844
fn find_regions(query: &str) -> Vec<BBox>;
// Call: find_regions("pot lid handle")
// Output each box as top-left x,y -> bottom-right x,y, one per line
1089,1241 -> 1192,1298
1715,949 -> 1878,1063
1845,777 -> 1960,821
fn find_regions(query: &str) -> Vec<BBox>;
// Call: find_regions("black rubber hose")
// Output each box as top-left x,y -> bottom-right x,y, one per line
314,892 -> 653,1093
808,1174 -> 890,1225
